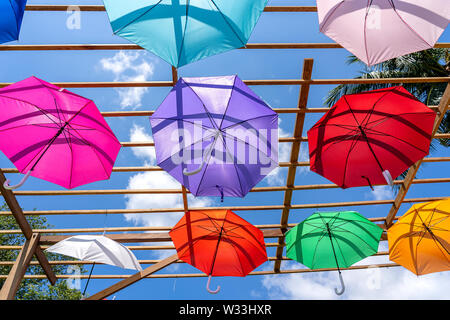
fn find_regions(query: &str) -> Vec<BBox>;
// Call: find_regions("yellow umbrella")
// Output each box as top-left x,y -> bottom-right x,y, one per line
387,199 -> 450,275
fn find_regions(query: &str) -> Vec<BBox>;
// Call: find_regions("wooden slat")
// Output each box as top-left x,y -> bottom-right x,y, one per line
0,77 -> 448,89
11,177 -> 450,197
274,59 -> 314,273
385,84 -> 450,227
39,229 -> 286,245
2,43 -> 449,51
0,170 -> 56,285
0,234 -> 40,300
3,156 -> 449,175
85,253 -> 179,300
0,263 -> 401,280
24,5 -> 318,12
1,196 -> 446,216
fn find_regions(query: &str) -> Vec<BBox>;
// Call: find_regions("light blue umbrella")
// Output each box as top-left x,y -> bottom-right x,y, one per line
103,0 -> 268,67
0,0 -> 27,44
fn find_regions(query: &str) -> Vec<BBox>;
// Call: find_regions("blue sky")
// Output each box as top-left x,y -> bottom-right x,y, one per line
0,0 -> 449,300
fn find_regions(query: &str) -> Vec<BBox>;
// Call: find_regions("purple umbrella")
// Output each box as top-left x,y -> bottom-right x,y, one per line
150,75 -> 278,201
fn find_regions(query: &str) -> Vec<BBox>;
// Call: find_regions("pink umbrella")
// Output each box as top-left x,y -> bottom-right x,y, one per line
0,76 -> 121,189
317,0 -> 450,66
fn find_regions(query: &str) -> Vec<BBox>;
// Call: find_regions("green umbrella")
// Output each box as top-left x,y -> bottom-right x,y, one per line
285,211 -> 383,295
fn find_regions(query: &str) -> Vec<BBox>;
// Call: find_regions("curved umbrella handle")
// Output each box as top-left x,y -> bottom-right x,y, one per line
183,132 -> 220,176
334,272 -> 345,296
3,170 -> 32,190
206,275 -> 220,294
183,160 -> 206,176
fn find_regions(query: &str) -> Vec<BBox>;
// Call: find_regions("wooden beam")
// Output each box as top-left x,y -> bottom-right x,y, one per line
0,170 -> 56,285
0,77 -> 448,89
2,43 -> 449,51
86,253 -> 179,300
274,59 -> 314,273
1,196 -> 446,217
39,229 -> 286,245
11,177 -> 450,197
24,5 -> 318,12
385,83 -> 450,227
3,262 -> 400,280
0,234 -> 40,300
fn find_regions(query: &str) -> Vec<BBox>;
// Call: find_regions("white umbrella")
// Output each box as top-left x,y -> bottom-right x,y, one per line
46,235 -> 142,271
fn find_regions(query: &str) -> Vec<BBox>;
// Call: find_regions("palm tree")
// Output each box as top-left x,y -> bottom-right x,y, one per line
325,48 -> 449,149
324,49 -> 449,185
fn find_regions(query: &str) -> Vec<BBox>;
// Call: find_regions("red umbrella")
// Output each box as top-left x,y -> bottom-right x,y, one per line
169,210 -> 267,294
307,86 -> 435,189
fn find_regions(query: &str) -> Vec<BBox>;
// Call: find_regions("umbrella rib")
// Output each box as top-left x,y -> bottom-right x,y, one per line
341,134 -> 360,187
157,130 -> 218,167
65,129 -> 110,179
220,128 -> 277,163
309,232 -> 328,270
329,231 -> 350,269
176,0 -> 190,67
209,0 -> 247,47
364,111 -> 435,131
343,95 -> 361,126
0,94 -> 59,126
218,133 -> 245,197
61,128 -> 74,188
361,90 -> 394,128
218,75 -> 237,130
363,0 -> 374,66
221,114 -> 277,132
193,135 -> 220,196
365,127 -> 431,154
331,225 -> 380,253
318,1 -> 345,33
182,81 -> 220,130
35,78 -> 67,125
113,0 -> 163,35
389,0 -> 433,48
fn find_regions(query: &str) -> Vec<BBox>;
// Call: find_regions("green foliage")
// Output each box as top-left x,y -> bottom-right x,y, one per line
0,203 -> 85,300
324,49 -> 450,190
325,49 -> 449,149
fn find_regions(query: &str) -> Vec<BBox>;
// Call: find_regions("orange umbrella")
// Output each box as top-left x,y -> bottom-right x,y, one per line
169,210 -> 267,294
387,199 -> 450,275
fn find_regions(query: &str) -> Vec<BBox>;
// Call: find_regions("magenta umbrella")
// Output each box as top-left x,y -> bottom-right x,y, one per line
317,0 -> 450,66
0,76 -> 121,189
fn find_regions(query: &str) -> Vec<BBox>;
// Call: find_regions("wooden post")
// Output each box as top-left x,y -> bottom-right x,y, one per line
385,83 -> 450,227
86,253 -> 179,300
0,170 -> 56,285
274,59 -> 314,273
0,234 -> 40,300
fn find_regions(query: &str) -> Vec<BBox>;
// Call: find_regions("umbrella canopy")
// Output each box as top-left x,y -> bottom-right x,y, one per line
388,199 -> 450,275
0,0 -> 27,44
285,211 -> 384,295
316,0 -> 450,66
150,75 -> 278,201
169,210 -> 268,293
0,76 -> 121,189
307,86 -> 435,189
102,0 -> 268,67
46,235 -> 143,271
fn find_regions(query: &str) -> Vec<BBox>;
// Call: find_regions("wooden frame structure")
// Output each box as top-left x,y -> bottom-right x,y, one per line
0,4 -> 449,300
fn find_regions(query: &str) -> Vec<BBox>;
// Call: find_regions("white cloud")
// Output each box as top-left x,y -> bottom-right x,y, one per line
100,51 -> 156,109
129,124 -> 156,161
265,119 -> 310,186
261,243 -> 450,300
366,185 -> 394,201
